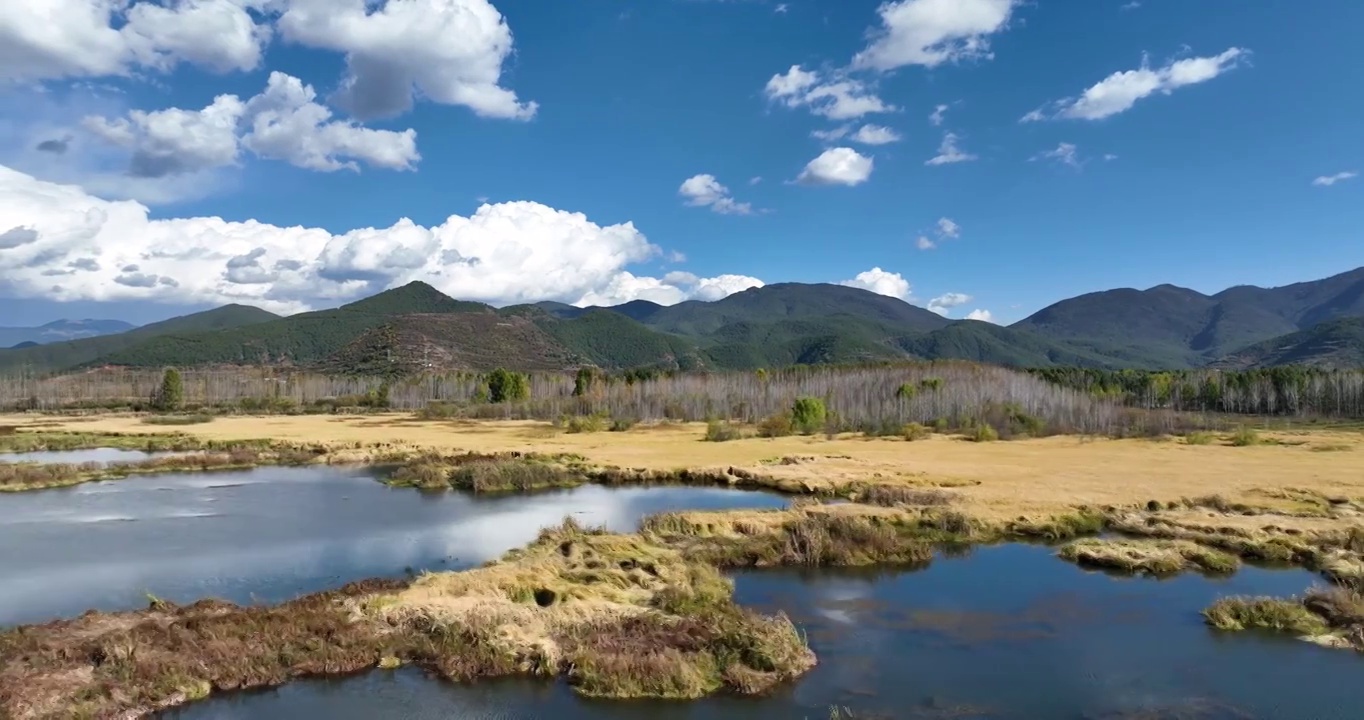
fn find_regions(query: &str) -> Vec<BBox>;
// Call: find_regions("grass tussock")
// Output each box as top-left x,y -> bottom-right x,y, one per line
0,521 -> 816,718
387,453 -> 586,493
0,447 -> 325,491
140,414 -> 216,426
1004,510 -> 1105,542
853,483 -> 955,508
641,507 -> 946,569
0,430 -> 273,455
1203,596 -> 1330,635
1184,431 -> 1216,446
1058,538 -> 1241,576
703,420 -> 743,443
1229,427 -> 1262,447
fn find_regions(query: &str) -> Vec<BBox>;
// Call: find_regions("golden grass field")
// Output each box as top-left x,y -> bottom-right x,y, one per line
4,412 -> 1362,524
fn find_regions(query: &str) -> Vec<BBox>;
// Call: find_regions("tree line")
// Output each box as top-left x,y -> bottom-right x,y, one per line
1029,367 -> 1364,417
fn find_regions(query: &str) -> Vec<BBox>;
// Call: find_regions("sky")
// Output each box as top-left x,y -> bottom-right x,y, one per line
1,0 -> 1361,327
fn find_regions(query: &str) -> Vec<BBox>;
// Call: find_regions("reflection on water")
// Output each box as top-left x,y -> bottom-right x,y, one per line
171,546 -> 1364,720
0,466 -> 788,626
0,448 -> 176,464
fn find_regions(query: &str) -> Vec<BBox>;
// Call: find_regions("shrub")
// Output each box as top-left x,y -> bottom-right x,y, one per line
791,397 -> 826,435
918,377 -> 944,392
1185,431 -> 1215,446
894,383 -> 917,401
756,413 -> 793,438
609,418 -> 637,432
1230,427 -> 1261,447
704,420 -> 742,442
966,424 -> 999,442
564,413 -> 609,434
902,422 -> 931,441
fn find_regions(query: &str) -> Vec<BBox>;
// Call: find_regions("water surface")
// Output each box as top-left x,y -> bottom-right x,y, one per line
172,545 -> 1363,720
0,448 -> 174,464
0,466 -> 788,626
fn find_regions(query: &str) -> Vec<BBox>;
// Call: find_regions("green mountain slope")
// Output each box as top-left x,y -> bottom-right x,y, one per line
1013,267 -> 1364,367
1212,317 -> 1364,370
96,282 -> 485,369
0,305 -> 279,373
538,310 -> 706,370
896,321 -> 1134,368
321,313 -> 582,375
640,283 -> 950,337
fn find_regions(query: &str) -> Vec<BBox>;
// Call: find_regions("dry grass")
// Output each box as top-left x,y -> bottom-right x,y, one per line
1058,538 -> 1241,576
1204,586 -> 1364,652
0,447 -> 327,492
0,520 -> 815,718
5,414 -> 1359,524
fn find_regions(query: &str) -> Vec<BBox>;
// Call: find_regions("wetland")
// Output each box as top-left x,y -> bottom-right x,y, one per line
1,414 -> 1362,719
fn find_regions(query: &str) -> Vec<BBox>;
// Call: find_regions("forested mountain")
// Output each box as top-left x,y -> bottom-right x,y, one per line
1,268 -> 1361,375
0,305 -> 279,373
1012,267 -> 1364,367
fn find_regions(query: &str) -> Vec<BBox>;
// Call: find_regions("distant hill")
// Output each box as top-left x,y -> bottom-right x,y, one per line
95,283 -> 486,369
0,319 -> 135,348
1012,267 -> 1364,367
4,268 -> 1361,375
1212,317 -> 1364,370
0,305 -> 279,373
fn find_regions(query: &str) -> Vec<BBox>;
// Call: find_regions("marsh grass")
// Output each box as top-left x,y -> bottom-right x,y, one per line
703,420 -> 743,443
1203,596 -> 1330,635
0,446 -> 326,491
1004,510 -> 1106,542
141,414 -> 216,426
0,521 -> 816,717
1229,427 -> 1262,447
0,430 -> 272,454
1184,431 -> 1216,446
1058,538 -> 1241,576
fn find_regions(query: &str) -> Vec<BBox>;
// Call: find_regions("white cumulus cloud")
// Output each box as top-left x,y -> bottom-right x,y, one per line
927,292 -> 971,315
1023,48 -> 1248,122
82,72 -> 420,177
796,147 -> 874,186
1312,171 -> 1358,187
925,132 -> 977,166
840,267 -> 910,300
276,0 -> 536,121
764,65 -> 893,120
852,0 -> 1020,72
0,164 -> 755,313
678,174 -> 753,215
0,0 -> 270,81
965,308 -> 994,322
0,0 -> 535,123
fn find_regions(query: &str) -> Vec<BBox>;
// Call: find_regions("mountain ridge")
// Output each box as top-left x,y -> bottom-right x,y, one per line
1,267 -> 1361,374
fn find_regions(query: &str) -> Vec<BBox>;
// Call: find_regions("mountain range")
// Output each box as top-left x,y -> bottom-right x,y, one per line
0,319 -> 136,349
1,267 -> 1361,375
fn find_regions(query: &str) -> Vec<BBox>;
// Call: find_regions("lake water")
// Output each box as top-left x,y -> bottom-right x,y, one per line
6,463 -> 1362,719
171,546 -> 1364,720
0,448 -> 174,464
0,465 -> 789,626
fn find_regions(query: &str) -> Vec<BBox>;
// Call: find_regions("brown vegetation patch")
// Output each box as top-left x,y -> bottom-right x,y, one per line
0,522 -> 814,718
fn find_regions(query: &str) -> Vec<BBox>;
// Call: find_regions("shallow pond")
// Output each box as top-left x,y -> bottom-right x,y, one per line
171,545 -> 1363,720
0,447 -> 175,464
0,465 -> 788,626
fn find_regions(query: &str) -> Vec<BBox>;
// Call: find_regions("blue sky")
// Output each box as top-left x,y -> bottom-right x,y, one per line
1,0 -> 1361,326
